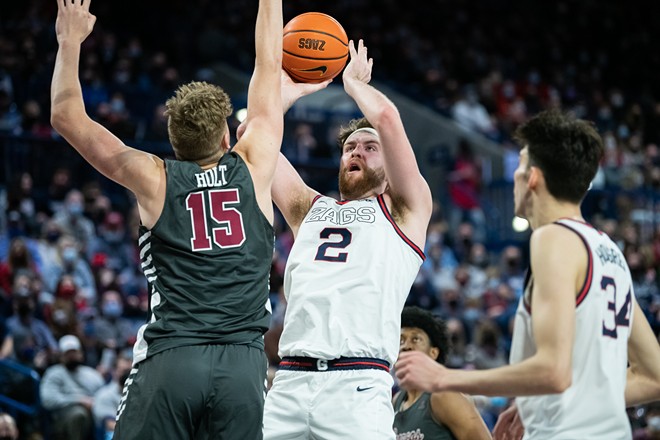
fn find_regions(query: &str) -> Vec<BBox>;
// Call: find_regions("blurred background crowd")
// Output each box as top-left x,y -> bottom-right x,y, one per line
1,0 -> 660,439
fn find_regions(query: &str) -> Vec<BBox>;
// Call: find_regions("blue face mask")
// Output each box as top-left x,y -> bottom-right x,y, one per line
62,247 -> 78,263
67,203 -> 83,216
102,301 -> 123,318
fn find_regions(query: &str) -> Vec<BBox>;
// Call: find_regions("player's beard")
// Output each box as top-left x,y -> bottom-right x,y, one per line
338,165 -> 386,200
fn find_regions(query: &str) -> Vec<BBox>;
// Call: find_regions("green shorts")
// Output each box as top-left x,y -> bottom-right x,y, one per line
113,343 -> 267,440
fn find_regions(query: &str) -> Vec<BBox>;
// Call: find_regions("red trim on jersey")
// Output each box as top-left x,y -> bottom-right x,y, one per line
376,195 -> 426,261
523,269 -> 533,314
554,221 -> 594,307
311,194 -> 323,205
335,200 -> 351,205
558,217 -> 603,235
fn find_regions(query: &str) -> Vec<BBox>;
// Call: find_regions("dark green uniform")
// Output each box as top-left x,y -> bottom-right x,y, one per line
393,391 -> 457,440
114,153 -> 273,440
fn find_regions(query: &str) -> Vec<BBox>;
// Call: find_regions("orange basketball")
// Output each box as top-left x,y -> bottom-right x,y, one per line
283,12 -> 349,83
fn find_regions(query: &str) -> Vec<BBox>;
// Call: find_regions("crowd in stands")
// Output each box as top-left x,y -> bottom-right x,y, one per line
1,0 -> 660,439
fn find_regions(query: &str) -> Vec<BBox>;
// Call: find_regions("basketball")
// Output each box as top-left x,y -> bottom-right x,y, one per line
282,12 -> 349,83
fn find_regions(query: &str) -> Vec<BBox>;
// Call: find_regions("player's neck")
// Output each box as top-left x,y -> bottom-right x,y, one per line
529,196 -> 582,230
403,389 -> 424,407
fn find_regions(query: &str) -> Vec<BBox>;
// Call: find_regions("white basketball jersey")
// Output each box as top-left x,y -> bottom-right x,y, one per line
510,219 -> 634,439
278,195 -> 425,365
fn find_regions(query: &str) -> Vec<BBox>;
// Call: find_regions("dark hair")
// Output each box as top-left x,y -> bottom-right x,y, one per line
401,306 -> 450,364
514,109 -> 604,203
336,117 -> 374,150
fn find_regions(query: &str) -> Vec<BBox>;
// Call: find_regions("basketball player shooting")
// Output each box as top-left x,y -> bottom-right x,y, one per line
260,39 -> 434,439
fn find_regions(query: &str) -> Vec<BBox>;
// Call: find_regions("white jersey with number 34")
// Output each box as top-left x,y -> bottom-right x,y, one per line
510,218 -> 635,440
277,195 -> 425,366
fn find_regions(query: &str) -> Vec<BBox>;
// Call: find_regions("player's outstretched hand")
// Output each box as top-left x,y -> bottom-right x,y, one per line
55,0 -> 97,45
237,70 -> 331,141
395,350 -> 446,392
282,69 -> 332,109
342,39 -> 373,85
492,402 -> 524,440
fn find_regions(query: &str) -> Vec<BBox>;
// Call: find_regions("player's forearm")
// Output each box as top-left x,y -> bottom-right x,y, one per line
446,357 -> 570,397
625,372 -> 660,406
50,41 -> 85,126
254,0 -> 283,69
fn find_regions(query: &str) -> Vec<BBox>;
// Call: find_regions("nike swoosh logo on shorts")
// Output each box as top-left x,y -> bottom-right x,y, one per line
356,386 -> 374,392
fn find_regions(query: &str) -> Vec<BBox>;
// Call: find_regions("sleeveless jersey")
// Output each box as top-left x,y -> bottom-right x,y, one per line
510,218 -> 634,439
277,195 -> 425,366
133,153 -> 274,364
393,391 -> 457,440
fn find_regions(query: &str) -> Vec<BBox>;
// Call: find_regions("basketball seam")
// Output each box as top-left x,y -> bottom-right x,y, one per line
283,30 -> 349,46
283,50 -> 349,61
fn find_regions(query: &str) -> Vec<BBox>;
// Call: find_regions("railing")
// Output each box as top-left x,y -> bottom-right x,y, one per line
0,358 -> 41,417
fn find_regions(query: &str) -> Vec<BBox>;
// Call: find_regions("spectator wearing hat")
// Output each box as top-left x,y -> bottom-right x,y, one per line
40,335 -> 104,440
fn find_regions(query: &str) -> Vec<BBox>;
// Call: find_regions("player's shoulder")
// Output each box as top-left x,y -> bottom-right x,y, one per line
531,222 -> 584,249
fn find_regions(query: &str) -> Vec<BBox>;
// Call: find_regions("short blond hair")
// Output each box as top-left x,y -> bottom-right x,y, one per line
165,81 -> 233,161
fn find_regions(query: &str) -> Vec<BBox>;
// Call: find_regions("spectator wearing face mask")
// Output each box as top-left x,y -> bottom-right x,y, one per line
52,189 -> 97,256
93,289 -> 135,376
42,236 -> 96,307
89,211 -> 133,273
5,272 -> 58,370
40,335 -> 104,440
37,220 -> 64,278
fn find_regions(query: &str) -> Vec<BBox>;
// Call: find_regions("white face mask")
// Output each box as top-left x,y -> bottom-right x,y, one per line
648,416 -> 660,432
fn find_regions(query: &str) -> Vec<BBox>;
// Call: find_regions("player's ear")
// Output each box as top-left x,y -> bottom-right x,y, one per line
528,166 -> 541,190
429,347 -> 440,362
221,129 -> 231,152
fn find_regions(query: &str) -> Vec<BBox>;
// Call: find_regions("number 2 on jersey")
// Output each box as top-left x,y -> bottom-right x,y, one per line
601,276 -> 632,339
315,228 -> 352,262
186,189 -> 246,251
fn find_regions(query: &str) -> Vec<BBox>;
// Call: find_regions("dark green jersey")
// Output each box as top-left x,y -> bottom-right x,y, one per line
133,153 -> 274,364
393,391 -> 457,440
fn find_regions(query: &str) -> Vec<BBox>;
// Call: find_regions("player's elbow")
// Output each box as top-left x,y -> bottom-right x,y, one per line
370,105 -> 400,131
50,110 -> 66,136
50,104 -> 75,135
543,364 -> 572,393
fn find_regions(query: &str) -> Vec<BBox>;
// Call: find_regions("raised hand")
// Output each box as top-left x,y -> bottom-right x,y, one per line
342,39 -> 373,85
55,0 -> 97,45
281,69 -> 332,110
395,350 -> 447,392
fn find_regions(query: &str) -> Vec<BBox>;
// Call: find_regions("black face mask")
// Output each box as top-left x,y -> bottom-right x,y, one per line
64,360 -> 82,371
17,303 -> 33,316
